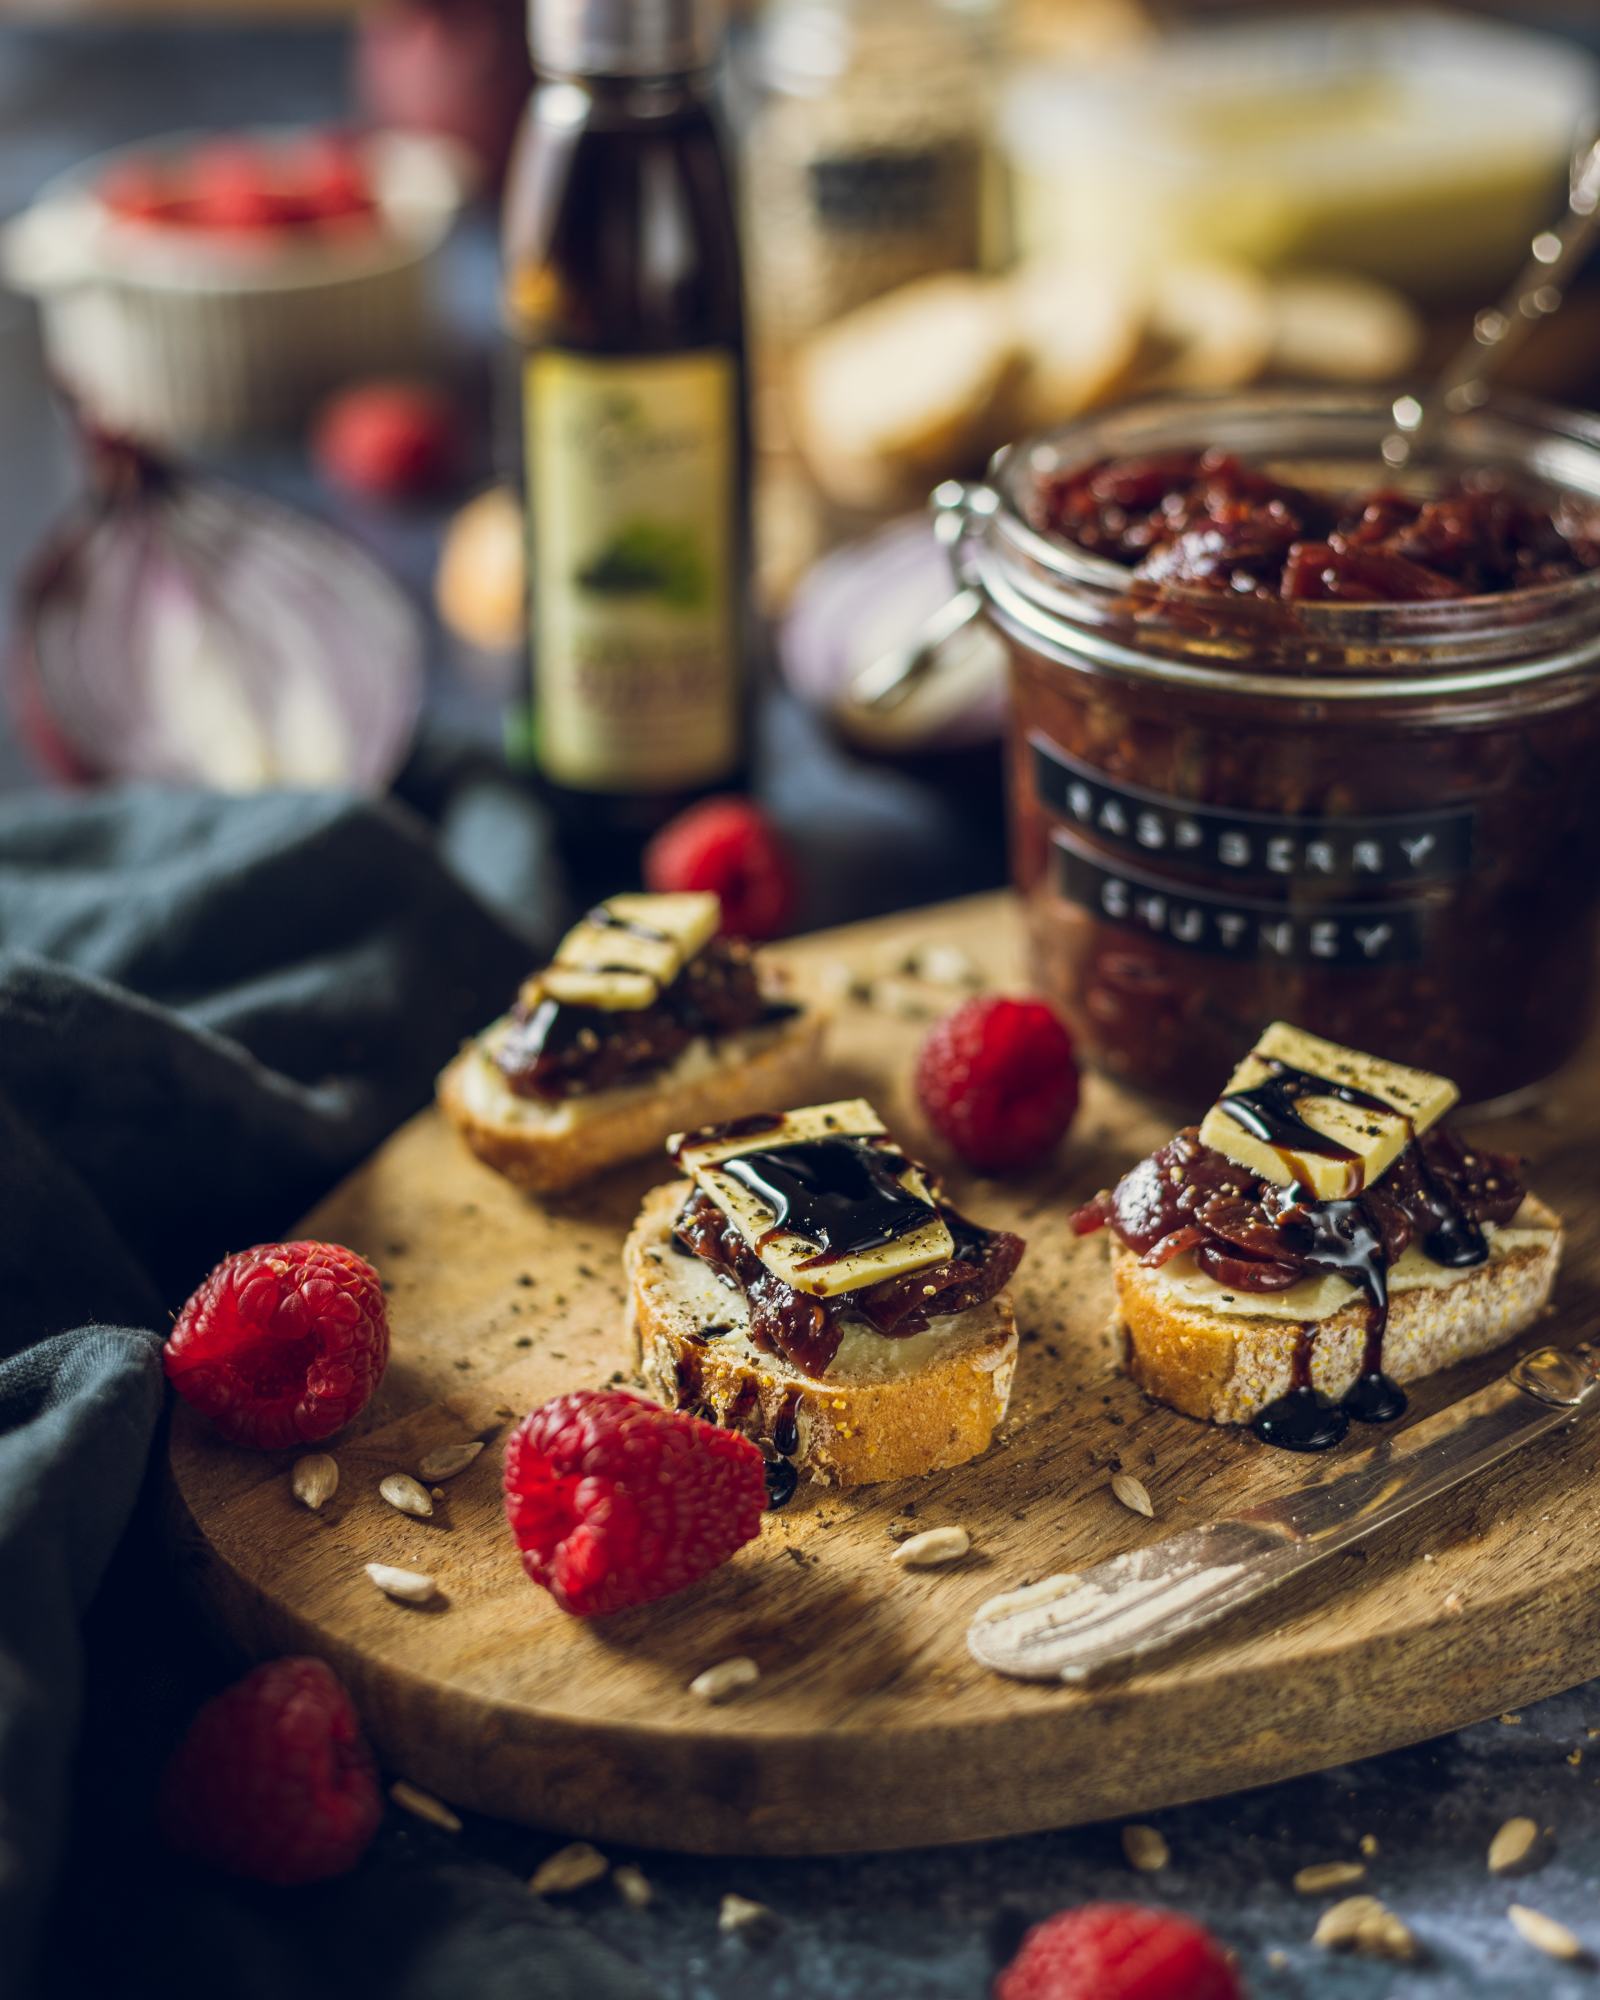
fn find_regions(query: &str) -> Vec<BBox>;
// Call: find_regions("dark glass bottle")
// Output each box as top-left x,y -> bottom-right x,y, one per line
504,0 -> 749,886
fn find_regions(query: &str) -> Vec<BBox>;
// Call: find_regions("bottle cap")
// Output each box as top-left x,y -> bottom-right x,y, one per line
530,0 -> 724,76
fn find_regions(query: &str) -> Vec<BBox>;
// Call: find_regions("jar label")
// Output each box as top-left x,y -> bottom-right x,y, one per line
525,348 -> 739,792
1053,831 -> 1426,967
1031,736 -> 1475,886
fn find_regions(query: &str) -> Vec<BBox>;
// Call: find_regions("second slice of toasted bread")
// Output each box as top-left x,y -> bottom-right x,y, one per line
1112,1195 -> 1563,1425
438,1009 -> 826,1196
625,1180 -> 1019,1486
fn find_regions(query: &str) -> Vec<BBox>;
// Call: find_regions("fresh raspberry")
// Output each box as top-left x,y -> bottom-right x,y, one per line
916,994 -> 1079,1174
312,381 -> 462,500
503,1389 -> 766,1618
159,1657 -> 382,1885
188,139 -> 290,233
291,132 -> 377,224
164,1241 -> 390,1450
99,160 -> 173,226
995,1904 -> 1244,2000
644,797 -> 799,940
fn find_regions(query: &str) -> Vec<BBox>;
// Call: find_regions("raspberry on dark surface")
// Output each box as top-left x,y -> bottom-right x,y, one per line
916,995 -> 1079,1174
644,796 -> 800,941
163,1240 -> 390,1450
994,1903 -> 1245,2000
312,381 -> 463,500
503,1389 -> 767,1618
159,1657 -> 382,1886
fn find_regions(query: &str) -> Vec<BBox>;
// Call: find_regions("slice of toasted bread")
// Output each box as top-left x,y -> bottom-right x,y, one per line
1110,1195 -> 1563,1425
625,1179 -> 1018,1486
437,1009 -> 826,1197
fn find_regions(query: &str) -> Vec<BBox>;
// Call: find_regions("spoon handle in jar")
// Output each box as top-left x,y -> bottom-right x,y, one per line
1385,133 -> 1600,466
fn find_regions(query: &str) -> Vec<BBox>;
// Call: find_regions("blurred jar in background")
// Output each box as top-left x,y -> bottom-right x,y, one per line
744,0 -> 999,352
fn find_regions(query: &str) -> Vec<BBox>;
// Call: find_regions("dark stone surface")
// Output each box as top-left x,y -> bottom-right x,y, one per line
6,20 -> 1600,1999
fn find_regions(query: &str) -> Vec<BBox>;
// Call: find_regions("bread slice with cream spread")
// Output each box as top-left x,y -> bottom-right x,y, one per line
438,893 -> 825,1196
625,1100 -> 1024,1486
1075,1023 -> 1563,1440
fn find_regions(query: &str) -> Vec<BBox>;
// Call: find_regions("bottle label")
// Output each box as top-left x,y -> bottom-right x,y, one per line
525,348 -> 739,792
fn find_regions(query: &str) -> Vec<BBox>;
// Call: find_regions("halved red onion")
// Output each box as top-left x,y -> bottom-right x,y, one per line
10,431 -> 423,791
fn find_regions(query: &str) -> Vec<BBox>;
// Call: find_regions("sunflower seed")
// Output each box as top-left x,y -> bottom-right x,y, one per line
719,1893 -> 781,1940
1314,1894 -> 1416,1960
290,1454 -> 338,1511
379,1473 -> 434,1518
1509,1905 -> 1588,1963
1314,1895 -> 1385,1950
892,1526 -> 970,1568
689,1656 -> 761,1704
1121,1824 -> 1168,1872
418,1441 -> 484,1482
390,1780 -> 461,1832
614,1863 -> 653,1909
1489,1816 -> 1541,1876
1111,1473 -> 1154,1519
1295,1860 -> 1368,1895
365,1561 -> 437,1603
530,1842 -> 609,1895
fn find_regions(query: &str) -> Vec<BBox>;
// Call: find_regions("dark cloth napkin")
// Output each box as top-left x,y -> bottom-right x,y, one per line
0,783 -> 656,2000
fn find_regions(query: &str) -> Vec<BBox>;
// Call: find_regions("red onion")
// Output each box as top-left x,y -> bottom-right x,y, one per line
9,431 -> 423,791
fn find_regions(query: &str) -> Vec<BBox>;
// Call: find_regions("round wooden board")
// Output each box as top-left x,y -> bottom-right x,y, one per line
167,893 -> 1600,1855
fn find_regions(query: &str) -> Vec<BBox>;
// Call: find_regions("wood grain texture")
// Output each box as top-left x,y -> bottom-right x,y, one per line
166,892 -> 1600,1854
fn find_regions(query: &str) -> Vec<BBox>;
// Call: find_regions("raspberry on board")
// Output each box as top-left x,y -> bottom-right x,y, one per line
159,1656 -> 383,1886
163,1240 -> 390,1450
916,994 -> 1080,1174
503,1389 -> 768,1618
644,796 -> 800,941
995,1903 -> 1245,2000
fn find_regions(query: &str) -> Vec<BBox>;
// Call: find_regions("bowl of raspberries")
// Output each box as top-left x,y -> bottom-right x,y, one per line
2,127 -> 472,445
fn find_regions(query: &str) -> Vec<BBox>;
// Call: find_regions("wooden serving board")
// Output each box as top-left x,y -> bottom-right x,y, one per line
167,893 -> 1600,1855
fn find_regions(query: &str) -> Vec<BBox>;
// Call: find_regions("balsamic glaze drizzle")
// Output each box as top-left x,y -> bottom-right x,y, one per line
585,902 -> 672,944
718,1136 -> 933,1265
1226,1061 -> 1490,1451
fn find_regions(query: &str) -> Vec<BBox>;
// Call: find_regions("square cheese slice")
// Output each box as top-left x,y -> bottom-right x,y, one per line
675,1100 -> 955,1300
1197,1021 -> 1458,1199
537,891 -> 721,1012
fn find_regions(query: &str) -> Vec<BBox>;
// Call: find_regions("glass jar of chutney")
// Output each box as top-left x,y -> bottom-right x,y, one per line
938,388 -> 1600,1109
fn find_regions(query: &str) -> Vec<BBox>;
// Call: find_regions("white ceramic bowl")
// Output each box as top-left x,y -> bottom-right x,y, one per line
2,129 -> 474,446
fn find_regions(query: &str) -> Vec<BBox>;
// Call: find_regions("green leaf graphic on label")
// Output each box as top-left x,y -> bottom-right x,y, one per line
575,518 -> 708,608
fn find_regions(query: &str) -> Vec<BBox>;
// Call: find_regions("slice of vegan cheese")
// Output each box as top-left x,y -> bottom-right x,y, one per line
538,891 -> 721,1011
1198,1020 -> 1458,1199
675,1099 -> 955,1300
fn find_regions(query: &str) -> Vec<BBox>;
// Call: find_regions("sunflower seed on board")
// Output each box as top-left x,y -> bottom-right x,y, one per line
1508,1905 -> 1589,1963
530,1842 -> 609,1896
614,1863 -> 653,1909
365,1561 -> 437,1604
1489,1816 -> 1542,1876
719,1893 -> 782,1940
1121,1825 -> 1168,1873
1295,1860 -> 1368,1895
379,1472 -> 434,1518
892,1526 -> 970,1568
418,1441 -> 484,1482
390,1781 -> 461,1832
1111,1473 -> 1154,1519
290,1454 -> 338,1511
689,1656 -> 760,1704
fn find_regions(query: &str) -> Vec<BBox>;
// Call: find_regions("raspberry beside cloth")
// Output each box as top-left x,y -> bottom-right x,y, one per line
0,785 -> 653,2000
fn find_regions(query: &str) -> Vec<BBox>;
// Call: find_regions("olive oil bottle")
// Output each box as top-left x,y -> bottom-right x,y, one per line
505,0 -> 748,871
